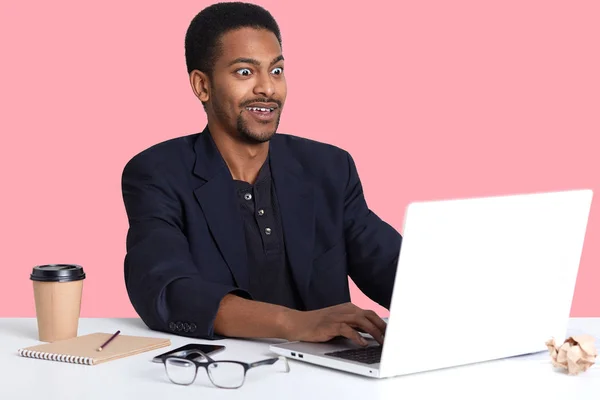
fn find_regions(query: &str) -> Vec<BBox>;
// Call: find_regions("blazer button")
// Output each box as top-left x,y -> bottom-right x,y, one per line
176,322 -> 183,331
183,323 -> 190,332
190,323 -> 197,332
169,322 -> 176,331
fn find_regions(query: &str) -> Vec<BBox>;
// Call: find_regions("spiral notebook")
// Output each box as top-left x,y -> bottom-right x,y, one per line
17,332 -> 171,365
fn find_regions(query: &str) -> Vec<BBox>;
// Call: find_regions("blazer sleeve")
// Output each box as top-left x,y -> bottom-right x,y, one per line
342,152 -> 402,310
121,156 -> 250,339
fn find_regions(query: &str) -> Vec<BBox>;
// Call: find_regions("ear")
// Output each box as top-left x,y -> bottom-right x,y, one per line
190,70 -> 210,103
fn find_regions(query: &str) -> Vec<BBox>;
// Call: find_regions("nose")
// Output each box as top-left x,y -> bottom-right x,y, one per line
253,72 -> 275,98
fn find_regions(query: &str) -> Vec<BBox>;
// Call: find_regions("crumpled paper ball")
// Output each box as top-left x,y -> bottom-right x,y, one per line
545,334 -> 597,375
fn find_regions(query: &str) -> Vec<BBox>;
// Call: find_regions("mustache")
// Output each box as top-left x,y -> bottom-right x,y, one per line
240,98 -> 282,108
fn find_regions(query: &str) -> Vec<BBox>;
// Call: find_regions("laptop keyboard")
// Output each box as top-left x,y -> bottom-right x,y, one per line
324,346 -> 382,364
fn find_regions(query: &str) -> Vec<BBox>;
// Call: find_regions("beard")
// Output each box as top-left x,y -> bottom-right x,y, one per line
235,109 -> 282,144
210,89 -> 283,144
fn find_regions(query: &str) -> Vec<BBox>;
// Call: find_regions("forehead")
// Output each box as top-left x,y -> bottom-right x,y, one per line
216,27 -> 282,64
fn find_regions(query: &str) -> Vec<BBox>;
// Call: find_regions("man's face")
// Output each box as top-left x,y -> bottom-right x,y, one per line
207,27 -> 287,144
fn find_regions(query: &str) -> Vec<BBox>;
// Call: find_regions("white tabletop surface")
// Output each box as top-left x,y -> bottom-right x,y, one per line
0,317 -> 598,399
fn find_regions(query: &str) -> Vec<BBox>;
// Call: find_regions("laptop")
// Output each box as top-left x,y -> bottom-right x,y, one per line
269,189 -> 593,378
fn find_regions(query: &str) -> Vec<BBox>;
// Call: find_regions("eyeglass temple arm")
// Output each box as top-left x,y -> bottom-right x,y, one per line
187,349 -> 216,362
250,356 -> 290,372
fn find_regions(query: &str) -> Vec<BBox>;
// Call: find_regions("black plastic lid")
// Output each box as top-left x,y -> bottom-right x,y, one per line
30,264 -> 86,282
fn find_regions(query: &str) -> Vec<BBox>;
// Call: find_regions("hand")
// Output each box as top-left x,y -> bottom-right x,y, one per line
284,302 -> 386,347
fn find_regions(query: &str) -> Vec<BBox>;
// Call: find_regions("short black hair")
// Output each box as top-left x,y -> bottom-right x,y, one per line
184,2 -> 282,76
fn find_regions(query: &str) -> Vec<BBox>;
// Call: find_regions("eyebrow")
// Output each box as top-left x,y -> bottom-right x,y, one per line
228,55 -> 284,67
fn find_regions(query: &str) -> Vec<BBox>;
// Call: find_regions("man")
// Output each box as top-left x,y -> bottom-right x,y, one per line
121,2 -> 402,347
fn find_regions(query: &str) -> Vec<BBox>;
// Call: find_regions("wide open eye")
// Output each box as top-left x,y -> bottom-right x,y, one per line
236,68 -> 252,76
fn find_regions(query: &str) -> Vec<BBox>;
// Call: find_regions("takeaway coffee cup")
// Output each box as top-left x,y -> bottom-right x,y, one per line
30,264 -> 86,342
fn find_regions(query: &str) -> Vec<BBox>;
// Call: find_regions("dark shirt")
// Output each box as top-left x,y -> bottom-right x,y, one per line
233,155 -> 304,310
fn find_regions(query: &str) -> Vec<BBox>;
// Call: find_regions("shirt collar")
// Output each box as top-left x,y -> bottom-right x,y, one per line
233,153 -> 272,190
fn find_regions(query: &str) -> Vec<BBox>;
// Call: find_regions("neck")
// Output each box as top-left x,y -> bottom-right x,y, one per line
208,121 -> 269,184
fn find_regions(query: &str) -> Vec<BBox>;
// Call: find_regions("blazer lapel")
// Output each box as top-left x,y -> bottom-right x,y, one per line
192,128 -> 249,290
270,138 -> 315,309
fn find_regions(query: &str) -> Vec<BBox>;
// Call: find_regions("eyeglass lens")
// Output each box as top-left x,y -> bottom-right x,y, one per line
165,358 -> 246,388
165,358 -> 197,385
207,362 -> 245,388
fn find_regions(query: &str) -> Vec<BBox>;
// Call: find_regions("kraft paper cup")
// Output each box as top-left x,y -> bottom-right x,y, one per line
30,264 -> 86,342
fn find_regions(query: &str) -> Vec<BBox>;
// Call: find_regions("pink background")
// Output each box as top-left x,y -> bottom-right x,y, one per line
0,1 -> 598,319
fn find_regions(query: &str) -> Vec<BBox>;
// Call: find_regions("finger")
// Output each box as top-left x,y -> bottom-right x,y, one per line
341,305 -> 386,335
347,315 -> 384,345
364,310 -> 387,336
338,323 -> 368,347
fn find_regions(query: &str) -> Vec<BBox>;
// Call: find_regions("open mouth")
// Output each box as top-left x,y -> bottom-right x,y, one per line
246,106 -> 275,113
245,106 -> 277,121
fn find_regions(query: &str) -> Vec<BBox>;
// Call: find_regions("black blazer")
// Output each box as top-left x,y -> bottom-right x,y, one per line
121,127 -> 402,339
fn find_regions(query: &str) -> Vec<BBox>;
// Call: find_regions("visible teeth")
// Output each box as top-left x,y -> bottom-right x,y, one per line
246,107 -> 273,112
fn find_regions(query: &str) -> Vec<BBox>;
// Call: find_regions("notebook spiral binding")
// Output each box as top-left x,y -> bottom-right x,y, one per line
17,348 -> 94,365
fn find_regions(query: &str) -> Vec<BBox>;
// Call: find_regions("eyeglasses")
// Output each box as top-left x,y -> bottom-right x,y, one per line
161,349 -> 290,389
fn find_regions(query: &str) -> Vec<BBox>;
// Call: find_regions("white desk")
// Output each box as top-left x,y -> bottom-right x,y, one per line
1,318 -> 598,400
